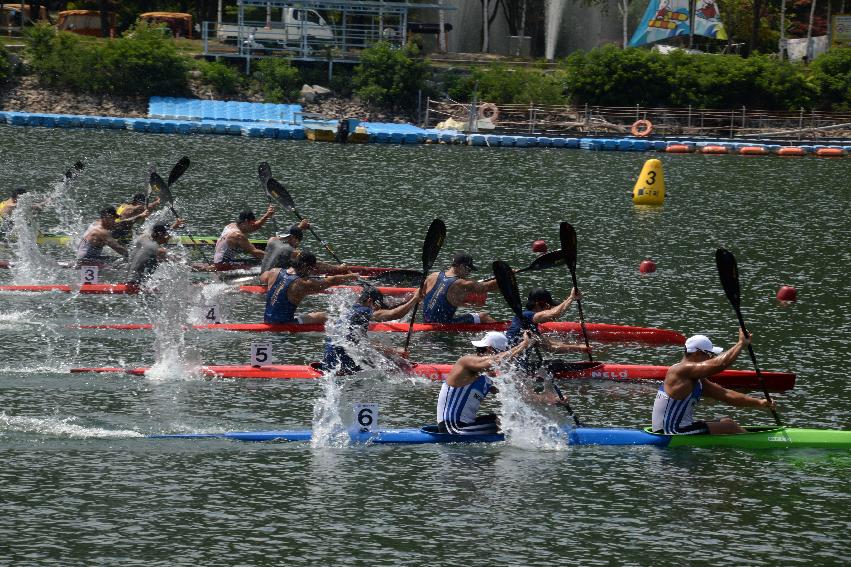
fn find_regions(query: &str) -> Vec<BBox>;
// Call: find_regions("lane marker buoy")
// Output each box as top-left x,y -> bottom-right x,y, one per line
532,240 -> 547,253
776,285 -> 797,302
639,259 -> 657,273
632,159 -> 665,206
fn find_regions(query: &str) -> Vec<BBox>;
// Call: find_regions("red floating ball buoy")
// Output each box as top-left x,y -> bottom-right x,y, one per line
532,239 -> 547,253
776,285 -> 797,302
639,259 -> 657,273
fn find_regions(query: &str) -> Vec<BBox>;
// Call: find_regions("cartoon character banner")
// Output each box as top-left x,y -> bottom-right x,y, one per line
628,0 -> 728,48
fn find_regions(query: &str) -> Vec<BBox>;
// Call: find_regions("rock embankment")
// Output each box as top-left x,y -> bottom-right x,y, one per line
0,74 -> 411,123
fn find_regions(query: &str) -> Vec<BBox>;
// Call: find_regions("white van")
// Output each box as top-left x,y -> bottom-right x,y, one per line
217,8 -> 333,46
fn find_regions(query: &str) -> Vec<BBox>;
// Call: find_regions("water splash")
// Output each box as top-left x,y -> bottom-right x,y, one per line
8,192 -> 61,284
492,362 -> 570,450
0,411 -> 143,439
545,0 -> 566,60
141,244 -> 203,381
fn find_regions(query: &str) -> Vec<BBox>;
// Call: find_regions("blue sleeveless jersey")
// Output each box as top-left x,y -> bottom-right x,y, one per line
264,271 -> 300,323
505,309 -> 539,345
422,271 -> 459,323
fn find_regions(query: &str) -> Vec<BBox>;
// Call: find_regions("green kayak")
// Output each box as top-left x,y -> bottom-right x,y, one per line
648,427 -> 851,449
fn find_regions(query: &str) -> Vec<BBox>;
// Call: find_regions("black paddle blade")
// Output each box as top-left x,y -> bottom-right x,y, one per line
560,222 -> 577,269
368,269 -> 425,288
167,156 -> 190,187
716,248 -> 741,309
545,360 -> 604,374
492,260 -> 524,319
149,171 -> 174,206
258,162 -> 272,185
266,178 -> 296,210
527,250 -> 566,272
421,219 -> 446,274
64,161 -> 85,180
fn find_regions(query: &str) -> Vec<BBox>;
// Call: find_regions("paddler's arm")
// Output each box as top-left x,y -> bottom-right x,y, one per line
315,260 -> 349,274
298,272 -> 360,293
251,205 -> 275,230
540,335 -> 591,354
119,208 -> 151,225
532,288 -> 579,324
702,378 -> 776,411
232,232 -> 265,259
103,235 -> 129,258
259,268 -> 280,287
372,288 -> 423,322
679,330 -> 750,380
447,333 -> 536,387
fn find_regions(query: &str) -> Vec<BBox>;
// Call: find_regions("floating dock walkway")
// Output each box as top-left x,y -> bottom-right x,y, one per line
1,97 -> 847,157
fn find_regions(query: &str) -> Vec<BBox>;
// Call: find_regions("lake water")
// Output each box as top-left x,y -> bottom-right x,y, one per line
0,125 -> 849,565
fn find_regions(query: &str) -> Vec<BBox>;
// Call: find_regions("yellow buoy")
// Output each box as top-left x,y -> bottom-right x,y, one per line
632,158 -> 665,206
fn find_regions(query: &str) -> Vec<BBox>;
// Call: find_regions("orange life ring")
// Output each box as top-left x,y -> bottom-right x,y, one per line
478,103 -> 499,122
631,119 -> 653,137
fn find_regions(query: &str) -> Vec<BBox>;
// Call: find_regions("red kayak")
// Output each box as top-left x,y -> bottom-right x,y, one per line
69,361 -> 795,391
74,321 -> 685,344
0,283 -> 486,304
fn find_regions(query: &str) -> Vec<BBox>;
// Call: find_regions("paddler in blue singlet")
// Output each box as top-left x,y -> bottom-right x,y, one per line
321,286 -> 422,373
259,251 -> 358,324
505,288 -> 592,365
437,330 -> 537,434
213,206 -> 275,265
76,206 -> 142,263
421,252 -> 499,324
652,331 -> 776,435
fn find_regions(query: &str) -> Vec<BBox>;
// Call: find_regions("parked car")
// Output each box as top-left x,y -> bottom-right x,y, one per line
216,8 -> 333,47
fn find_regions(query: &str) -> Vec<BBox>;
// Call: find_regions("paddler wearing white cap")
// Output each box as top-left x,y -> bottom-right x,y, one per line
652,331 -> 776,435
436,330 -> 537,435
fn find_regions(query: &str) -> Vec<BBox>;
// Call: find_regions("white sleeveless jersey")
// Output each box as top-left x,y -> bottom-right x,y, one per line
436,375 -> 492,428
213,224 -> 242,263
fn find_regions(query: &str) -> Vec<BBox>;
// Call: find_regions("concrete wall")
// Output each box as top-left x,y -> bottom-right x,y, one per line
439,0 -> 622,57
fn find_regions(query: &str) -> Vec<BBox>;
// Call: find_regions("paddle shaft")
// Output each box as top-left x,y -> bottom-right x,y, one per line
286,205 -> 343,264
567,267 -> 593,362
731,305 -> 781,425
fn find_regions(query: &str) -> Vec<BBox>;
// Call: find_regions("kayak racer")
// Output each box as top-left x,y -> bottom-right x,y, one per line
652,331 -> 776,435
261,221 -> 347,277
320,285 -> 422,374
125,221 -> 183,285
437,330 -> 537,434
505,287 -> 593,367
422,252 -> 499,324
213,206 -> 275,265
112,193 -> 161,246
76,206 -> 146,263
260,251 -> 357,324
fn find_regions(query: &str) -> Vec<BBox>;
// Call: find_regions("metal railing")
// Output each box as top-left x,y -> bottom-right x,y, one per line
424,99 -> 851,142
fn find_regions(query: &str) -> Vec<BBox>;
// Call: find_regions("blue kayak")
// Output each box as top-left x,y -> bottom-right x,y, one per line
150,425 -> 851,449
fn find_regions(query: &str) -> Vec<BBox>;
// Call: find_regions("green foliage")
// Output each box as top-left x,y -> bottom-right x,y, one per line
0,44 -> 12,85
561,45 -> 817,111
24,22 -> 189,97
353,41 -> 428,111
447,64 -> 566,105
252,58 -> 302,103
198,60 -> 243,96
810,49 -> 851,111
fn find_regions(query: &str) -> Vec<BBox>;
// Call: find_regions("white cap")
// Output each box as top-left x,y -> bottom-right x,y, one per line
685,334 -> 723,355
471,331 -> 508,352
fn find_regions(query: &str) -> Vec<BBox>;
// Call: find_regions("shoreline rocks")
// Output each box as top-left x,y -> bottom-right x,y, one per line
0,74 -> 415,124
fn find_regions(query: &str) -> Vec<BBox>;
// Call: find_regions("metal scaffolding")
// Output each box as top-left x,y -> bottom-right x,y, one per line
203,0 -> 452,71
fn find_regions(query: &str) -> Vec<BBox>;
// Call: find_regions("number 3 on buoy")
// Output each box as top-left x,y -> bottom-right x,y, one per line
353,403 -> 379,432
